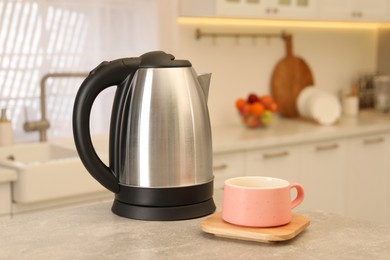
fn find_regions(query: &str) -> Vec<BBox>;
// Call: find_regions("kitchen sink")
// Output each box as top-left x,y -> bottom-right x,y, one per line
0,142 -> 108,204
0,142 -> 77,164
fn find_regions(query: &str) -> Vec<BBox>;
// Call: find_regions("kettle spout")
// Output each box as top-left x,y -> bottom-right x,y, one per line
197,73 -> 212,102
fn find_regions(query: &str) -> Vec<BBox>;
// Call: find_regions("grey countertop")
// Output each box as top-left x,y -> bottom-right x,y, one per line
1,190 -> 390,260
212,110 -> 390,153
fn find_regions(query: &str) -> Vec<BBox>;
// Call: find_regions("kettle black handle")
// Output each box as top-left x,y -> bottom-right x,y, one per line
73,58 -> 140,193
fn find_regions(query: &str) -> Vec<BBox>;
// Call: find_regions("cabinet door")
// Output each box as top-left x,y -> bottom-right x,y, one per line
345,134 -> 390,225
179,0 -> 216,17
350,0 -> 389,21
0,182 -> 12,217
216,0 -> 266,17
216,0 -> 317,19
213,151 -> 245,189
319,0 -> 389,21
318,0 -> 349,20
245,145 -> 301,181
299,140 -> 346,214
266,0 -> 317,19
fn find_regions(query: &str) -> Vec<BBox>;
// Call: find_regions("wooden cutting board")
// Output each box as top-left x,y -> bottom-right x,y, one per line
271,34 -> 314,118
201,212 -> 310,243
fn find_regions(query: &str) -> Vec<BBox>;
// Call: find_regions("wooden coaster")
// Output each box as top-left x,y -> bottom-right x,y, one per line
201,212 -> 310,243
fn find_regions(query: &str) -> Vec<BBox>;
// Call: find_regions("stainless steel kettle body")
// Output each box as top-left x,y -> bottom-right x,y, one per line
116,67 -> 213,187
73,51 -> 215,220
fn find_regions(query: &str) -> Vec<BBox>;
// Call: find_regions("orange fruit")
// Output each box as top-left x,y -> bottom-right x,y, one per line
235,98 -> 246,109
250,102 -> 265,116
269,102 -> 279,112
260,95 -> 274,109
239,103 -> 251,116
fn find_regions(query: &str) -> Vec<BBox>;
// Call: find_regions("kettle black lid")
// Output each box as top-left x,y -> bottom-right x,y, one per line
139,51 -> 191,68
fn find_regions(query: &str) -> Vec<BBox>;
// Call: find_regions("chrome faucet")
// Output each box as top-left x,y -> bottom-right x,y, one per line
24,72 -> 88,142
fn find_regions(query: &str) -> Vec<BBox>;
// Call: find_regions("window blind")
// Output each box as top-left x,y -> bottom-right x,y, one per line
0,0 -> 159,142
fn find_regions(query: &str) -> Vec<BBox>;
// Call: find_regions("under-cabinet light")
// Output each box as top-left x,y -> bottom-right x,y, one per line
177,17 -> 387,30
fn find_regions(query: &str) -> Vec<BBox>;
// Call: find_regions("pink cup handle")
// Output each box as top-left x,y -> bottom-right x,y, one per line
289,182 -> 305,209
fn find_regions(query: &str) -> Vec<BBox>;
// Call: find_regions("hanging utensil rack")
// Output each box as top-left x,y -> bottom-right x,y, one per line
195,28 -> 289,41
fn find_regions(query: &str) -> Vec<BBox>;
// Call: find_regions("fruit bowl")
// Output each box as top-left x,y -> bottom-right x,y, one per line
235,93 -> 279,128
240,112 -> 273,128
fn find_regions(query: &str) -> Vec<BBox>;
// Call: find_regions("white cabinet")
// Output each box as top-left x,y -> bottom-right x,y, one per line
299,140 -> 346,214
0,182 -> 12,217
179,0 -> 390,22
0,169 -> 17,218
319,0 -> 390,21
245,145 -> 301,181
213,151 -> 245,189
229,132 -> 390,225
345,134 -> 390,225
179,0 -> 317,20
216,0 -> 317,19
179,0 -> 217,17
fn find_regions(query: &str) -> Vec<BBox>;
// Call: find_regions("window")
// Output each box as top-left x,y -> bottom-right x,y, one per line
0,0 -> 159,142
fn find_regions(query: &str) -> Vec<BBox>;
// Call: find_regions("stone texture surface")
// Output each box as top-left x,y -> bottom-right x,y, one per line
1,190 -> 390,259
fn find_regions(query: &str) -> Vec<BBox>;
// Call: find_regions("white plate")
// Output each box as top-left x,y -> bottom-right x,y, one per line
297,87 -> 341,125
297,86 -> 316,118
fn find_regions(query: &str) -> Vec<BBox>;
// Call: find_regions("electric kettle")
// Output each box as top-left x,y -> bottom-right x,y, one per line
72,51 -> 215,220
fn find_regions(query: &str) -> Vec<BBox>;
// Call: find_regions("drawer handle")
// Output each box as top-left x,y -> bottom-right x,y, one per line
263,151 -> 289,159
316,143 -> 339,151
363,137 -> 384,145
213,164 -> 228,171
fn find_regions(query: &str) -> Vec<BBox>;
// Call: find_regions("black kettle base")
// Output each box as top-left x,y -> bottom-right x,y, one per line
111,198 -> 216,221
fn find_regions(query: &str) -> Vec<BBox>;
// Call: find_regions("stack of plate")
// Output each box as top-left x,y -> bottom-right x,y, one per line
297,87 -> 341,126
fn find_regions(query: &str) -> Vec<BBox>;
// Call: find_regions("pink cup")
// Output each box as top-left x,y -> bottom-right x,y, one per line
222,176 -> 304,227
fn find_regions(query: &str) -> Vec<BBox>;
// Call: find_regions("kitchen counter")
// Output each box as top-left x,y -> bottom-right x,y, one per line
1,190 -> 390,260
0,168 -> 17,183
212,111 -> 390,153
49,110 -> 390,155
